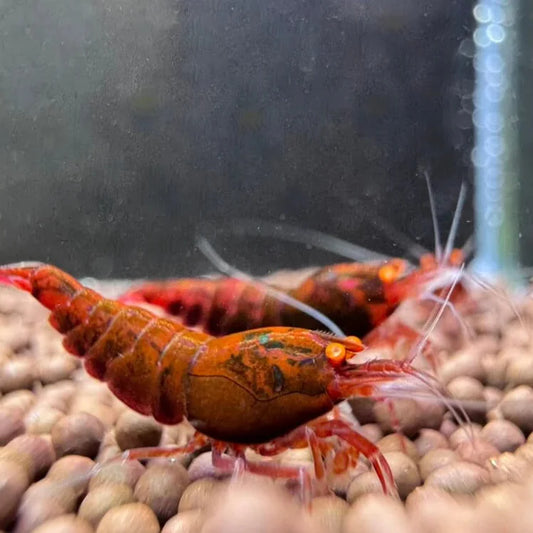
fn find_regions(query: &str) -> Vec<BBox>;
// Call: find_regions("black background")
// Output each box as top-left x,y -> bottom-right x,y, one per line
0,0 -> 476,278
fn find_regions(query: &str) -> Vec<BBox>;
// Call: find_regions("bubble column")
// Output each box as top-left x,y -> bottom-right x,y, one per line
471,0 -> 520,282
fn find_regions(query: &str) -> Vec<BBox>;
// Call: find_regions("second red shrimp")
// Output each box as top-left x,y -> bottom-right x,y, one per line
119,250 -> 467,340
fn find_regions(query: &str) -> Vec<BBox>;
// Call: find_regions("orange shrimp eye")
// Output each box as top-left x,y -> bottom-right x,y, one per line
326,342 -> 346,367
378,259 -> 406,284
449,248 -> 464,266
344,335 -> 364,352
419,253 -> 437,272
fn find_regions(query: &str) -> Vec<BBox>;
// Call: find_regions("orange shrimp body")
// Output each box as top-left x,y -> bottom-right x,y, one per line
0,262 -> 430,494
120,259 -> 409,337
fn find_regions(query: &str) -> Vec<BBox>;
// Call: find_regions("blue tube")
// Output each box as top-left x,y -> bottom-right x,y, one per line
471,0 -> 520,284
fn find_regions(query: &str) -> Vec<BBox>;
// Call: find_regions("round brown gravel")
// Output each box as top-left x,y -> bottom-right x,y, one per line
0,408 -> 25,445
480,419 -> 525,453
177,478 -> 225,513
25,406 -> 65,434
51,413 -> 105,458
114,411 -> 163,451
79,484 -> 135,528
96,503 -> 160,533
0,460 -> 30,529
344,493 -> 411,533
415,429 -> 449,457
309,495 -> 349,533
419,448 -> 458,481
161,509 -> 203,533
89,460 -> 145,491
14,498 -> 69,533
32,514 -> 94,533
377,434 -> 419,463
5,434 -> 56,479
134,462 -> 190,522
424,461 -> 491,494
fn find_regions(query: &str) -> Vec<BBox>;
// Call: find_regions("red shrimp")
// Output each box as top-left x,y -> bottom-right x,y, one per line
120,249 -> 467,339
0,262 -> 448,496
119,259 -> 409,336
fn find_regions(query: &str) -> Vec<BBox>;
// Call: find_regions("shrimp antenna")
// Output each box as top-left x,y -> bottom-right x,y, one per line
199,219 -> 394,264
348,199 -> 429,261
443,182 -> 468,264
423,170 -> 443,263
196,237 -> 346,337
409,263 -> 465,364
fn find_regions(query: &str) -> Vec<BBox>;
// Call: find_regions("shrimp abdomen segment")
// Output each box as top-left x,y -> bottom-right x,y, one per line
0,263 -> 212,423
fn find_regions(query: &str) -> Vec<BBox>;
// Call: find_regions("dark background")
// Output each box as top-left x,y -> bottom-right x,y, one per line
0,0 -> 476,278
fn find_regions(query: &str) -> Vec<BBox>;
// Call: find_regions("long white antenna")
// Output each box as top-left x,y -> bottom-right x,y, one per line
196,237 -> 346,337
423,170 -> 442,262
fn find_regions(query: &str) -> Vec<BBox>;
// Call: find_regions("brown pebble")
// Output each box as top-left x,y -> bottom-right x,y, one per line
347,398 -> 376,425
96,503 -> 160,533
419,448 -> 458,481
455,438 -> 500,466
0,408 -> 24,445
178,478 -> 224,512
500,386 -> 533,432
505,356 -> 533,387
407,486 -> 476,532
134,462 -> 190,522
161,509 -> 203,533
52,412 -> 105,458
79,484 -> 135,528
374,398 -> 444,437
482,355 -> 508,389
446,376 -> 486,422
38,356 -> 77,384
115,411 -> 162,451
343,493 -> 410,533
439,421 -> 457,443
377,434 -> 419,462
0,358 -> 36,392
200,481 -> 318,533
475,482 -> 526,521
485,452 -> 530,484
5,434 -> 56,479
14,498 -> 67,533
480,419 -> 525,452
415,429 -> 449,457
32,514 -> 94,533
25,406 -> 64,434
46,455 -> 95,499
70,399 -> 117,428
448,424 -> 482,449
187,452 -> 228,481
0,446 -> 34,480
21,478 -> 81,513
96,444 -> 122,463
346,471 -> 383,503
89,460 -> 145,491
47,454 -> 96,480
0,390 -> 35,413
383,451 -> 420,499
0,460 -> 30,529
310,495 -> 348,533
425,461 -> 490,494
439,348 -> 485,384
358,423 -> 383,444
515,443 -> 533,463
483,386 -> 503,410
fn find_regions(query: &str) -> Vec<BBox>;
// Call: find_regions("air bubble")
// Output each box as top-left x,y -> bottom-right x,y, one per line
487,24 -> 506,43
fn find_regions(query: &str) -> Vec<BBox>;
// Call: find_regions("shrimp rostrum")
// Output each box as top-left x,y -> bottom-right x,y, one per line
0,262 -> 450,497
